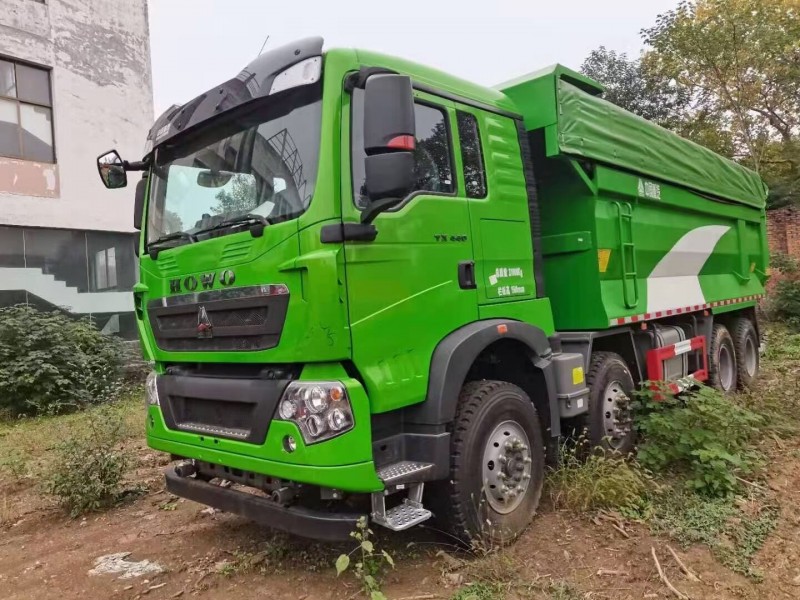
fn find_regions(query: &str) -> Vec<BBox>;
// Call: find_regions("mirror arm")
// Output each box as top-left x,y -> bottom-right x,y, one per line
123,159 -> 149,172
360,197 -> 401,224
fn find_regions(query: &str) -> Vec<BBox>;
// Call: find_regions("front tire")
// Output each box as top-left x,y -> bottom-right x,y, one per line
708,324 -> 737,393
432,380 -> 545,545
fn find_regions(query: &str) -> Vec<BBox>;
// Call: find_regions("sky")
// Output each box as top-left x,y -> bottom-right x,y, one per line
147,0 -> 678,117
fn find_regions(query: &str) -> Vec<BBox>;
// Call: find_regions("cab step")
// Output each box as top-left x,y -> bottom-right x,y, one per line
376,461 -> 433,485
371,483 -> 432,531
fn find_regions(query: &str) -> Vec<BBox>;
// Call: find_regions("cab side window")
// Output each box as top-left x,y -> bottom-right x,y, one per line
456,111 -> 487,199
352,89 -> 454,208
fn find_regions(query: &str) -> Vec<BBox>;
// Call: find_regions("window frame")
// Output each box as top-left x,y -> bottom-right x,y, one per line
0,55 -> 55,163
455,109 -> 488,199
349,87 -> 459,212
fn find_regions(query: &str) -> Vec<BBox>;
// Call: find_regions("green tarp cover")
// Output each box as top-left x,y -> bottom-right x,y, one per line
556,80 -> 767,209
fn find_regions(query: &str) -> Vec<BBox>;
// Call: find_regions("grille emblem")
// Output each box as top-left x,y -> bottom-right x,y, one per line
197,306 -> 213,338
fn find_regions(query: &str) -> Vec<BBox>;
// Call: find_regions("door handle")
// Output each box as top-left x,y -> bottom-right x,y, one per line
458,261 -> 477,289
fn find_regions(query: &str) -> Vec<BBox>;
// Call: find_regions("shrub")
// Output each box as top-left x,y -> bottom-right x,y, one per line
42,407 -> 132,517
767,253 -> 800,330
0,305 -> 124,416
635,385 -> 764,496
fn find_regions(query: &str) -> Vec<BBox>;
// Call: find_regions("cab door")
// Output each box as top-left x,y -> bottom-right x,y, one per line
340,87 -> 478,414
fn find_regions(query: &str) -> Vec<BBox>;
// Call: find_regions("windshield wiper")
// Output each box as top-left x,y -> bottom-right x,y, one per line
194,213 -> 270,239
147,231 -> 197,259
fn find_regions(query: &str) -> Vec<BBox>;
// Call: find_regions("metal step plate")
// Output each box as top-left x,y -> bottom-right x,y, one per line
374,500 -> 432,531
377,461 -> 433,484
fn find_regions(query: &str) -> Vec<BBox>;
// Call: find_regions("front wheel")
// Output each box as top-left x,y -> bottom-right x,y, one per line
431,380 -> 545,545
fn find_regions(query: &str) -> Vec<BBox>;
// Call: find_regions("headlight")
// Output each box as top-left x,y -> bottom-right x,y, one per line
269,56 -> 322,95
145,371 -> 160,406
276,381 -> 353,444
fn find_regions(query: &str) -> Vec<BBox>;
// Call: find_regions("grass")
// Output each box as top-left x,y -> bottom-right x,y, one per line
547,445 -> 649,513
0,390 -> 143,483
648,486 -> 779,581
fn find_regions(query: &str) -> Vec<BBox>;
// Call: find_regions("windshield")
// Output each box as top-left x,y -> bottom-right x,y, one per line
146,87 -> 322,245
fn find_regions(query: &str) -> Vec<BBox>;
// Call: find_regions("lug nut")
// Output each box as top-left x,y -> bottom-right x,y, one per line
498,454 -> 508,464
523,457 -> 532,464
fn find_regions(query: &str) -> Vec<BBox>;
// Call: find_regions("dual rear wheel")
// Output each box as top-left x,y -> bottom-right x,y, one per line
709,318 -> 759,393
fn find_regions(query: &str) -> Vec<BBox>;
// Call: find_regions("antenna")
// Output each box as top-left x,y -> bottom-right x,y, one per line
258,35 -> 270,56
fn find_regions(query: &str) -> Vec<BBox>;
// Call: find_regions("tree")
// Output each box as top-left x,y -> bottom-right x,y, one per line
213,174 -> 258,215
580,46 -> 690,129
642,0 -> 800,183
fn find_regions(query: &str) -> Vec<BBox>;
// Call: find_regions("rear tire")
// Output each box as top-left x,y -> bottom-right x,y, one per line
731,317 -> 759,389
708,324 -> 737,393
431,380 -> 545,545
578,352 -> 635,455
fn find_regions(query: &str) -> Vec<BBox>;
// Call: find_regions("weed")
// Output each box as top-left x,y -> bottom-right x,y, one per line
450,582 -> 500,600
336,516 -> 394,600
159,497 -> 179,511
42,406 -> 134,517
546,580 -> 583,600
547,443 -> 649,513
0,494 -> 19,527
635,385 -> 764,496
0,448 -> 28,480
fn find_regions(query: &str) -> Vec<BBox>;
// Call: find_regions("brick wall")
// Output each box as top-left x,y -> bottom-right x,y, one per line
768,206 -> 800,257
766,206 -> 800,293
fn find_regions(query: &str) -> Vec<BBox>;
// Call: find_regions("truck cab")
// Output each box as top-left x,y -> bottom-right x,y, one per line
98,37 -> 767,543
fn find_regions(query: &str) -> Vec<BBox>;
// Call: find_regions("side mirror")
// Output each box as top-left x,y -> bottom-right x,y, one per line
97,149 -> 128,189
362,74 -> 415,223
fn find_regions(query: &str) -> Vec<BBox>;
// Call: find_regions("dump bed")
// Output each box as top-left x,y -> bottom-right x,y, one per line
500,66 -> 769,331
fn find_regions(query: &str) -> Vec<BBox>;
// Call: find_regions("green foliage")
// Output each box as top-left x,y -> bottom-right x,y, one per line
649,488 -> 778,581
450,582 -> 500,600
635,385 -> 764,496
767,254 -> 800,330
0,305 -> 124,417
335,516 -> 394,600
42,407 -> 133,517
547,443 -> 649,513
642,0 -> 800,191
580,46 -> 690,129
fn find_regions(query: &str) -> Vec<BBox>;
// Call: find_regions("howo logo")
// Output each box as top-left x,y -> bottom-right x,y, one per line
169,269 -> 236,294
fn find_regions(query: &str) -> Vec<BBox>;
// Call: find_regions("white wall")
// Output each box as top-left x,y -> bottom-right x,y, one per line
0,0 -> 154,233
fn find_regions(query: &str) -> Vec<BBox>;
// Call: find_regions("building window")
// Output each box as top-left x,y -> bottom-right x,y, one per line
456,111 -> 487,199
0,58 -> 54,162
94,247 -> 118,290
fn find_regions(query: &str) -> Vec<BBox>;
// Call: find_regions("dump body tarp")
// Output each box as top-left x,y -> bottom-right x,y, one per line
499,65 -> 767,209
556,80 -> 767,209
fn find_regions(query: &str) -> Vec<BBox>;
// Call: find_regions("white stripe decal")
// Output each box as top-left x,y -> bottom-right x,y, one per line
645,225 -> 731,314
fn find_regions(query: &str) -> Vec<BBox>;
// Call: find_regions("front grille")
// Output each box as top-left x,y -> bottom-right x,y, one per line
157,371 -> 291,444
148,284 -> 289,352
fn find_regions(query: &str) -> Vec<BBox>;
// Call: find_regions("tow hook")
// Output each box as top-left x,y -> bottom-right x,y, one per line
174,460 -> 197,477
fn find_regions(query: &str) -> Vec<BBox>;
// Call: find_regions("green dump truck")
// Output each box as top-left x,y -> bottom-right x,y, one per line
98,37 -> 768,543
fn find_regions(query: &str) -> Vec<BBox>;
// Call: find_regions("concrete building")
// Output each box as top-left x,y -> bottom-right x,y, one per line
0,0 -> 153,338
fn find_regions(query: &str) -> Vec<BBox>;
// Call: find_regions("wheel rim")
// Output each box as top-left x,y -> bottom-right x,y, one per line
718,344 -> 734,390
601,380 -> 632,450
481,420 -> 532,514
744,335 -> 757,377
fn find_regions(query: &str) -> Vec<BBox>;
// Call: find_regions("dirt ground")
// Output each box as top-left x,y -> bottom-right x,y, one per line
2,431 -> 800,600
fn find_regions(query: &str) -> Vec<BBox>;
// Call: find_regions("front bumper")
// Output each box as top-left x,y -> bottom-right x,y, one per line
165,466 -> 363,541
